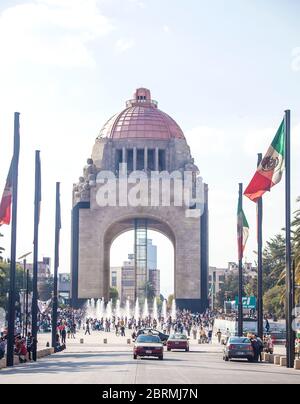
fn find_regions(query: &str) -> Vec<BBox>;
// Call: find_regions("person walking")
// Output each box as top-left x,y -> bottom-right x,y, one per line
0,337 -> 6,360
216,329 -> 222,344
85,320 -> 91,336
26,332 -> 33,361
61,325 -> 67,344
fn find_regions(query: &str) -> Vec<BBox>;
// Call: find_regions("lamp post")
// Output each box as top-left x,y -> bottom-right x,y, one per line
18,252 -> 32,337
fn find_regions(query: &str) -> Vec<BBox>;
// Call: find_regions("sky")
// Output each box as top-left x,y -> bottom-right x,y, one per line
0,0 -> 299,297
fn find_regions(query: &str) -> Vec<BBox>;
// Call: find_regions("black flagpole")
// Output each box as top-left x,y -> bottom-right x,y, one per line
6,112 -> 20,367
32,150 -> 41,362
257,153 -> 264,339
238,183 -> 244,337
285,110 -> 294,368
52,182 -> 61,350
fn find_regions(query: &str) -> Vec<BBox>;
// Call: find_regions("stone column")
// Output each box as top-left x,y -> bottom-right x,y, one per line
133,147 -> 137,171
144,147 -> 148,171
122,147 -> 126,163
155,147 -> 159,171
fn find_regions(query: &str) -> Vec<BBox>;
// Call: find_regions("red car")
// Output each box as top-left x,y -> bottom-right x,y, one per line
134,334 -> 164,360
167,334 -> 189,352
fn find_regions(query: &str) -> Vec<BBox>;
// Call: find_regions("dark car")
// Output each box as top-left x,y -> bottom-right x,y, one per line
223,337 -> 254,362
167,334 -> 189,352
133,335 -> 164,360
136,329 -> 169,345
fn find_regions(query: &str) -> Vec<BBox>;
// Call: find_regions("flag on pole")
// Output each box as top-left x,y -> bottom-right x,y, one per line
244,120 -> 285,202
0,163 -> 13,226
237,193 -> 249,261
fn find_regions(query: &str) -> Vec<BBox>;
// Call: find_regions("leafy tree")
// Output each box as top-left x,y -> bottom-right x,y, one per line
109,287 -> 119,305
264,285 -> 285,318
38,276 -> 54,301
0,261 -> 33,310
0,233 -> 4,261
143,281 -> 156,303
167,294 -> 174,309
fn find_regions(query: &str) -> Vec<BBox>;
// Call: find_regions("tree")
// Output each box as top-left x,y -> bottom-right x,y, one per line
293,197 -> 300,302
264,285 -> 285,318
143,281 -> 156,303
0,233 -> 4,261
0,261 -> 33,310
38,276 -> 54,301
109,287 -> 119,305
167,294 -> 174,309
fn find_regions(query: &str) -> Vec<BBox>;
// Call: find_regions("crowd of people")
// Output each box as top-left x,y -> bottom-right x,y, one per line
1,305 -> 300,364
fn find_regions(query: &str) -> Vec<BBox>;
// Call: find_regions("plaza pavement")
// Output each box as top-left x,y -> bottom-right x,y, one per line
0,330 -> 299,384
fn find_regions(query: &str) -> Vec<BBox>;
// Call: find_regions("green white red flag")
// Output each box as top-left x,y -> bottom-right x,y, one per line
244,120 -> 285,202
237,193 -> 249,261
0,162 -> 13,226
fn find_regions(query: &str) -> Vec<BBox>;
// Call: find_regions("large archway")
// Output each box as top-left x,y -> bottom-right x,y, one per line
103,215 -> 176,304
110,227 -> 175,306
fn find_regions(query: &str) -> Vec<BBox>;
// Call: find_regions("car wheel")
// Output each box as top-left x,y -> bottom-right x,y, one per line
159,356 -> 164,361
186,348 -> 189,352
248,358 -> 254,363
167,348 -> 171,352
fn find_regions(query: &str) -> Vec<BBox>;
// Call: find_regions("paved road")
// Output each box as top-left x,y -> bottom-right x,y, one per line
0,343 -> 300,384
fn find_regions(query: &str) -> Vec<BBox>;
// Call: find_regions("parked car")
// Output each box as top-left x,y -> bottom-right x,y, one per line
167,334 -> 189,352
136,329 -> 169,345
223,337 -> 254,362
133,335 -> 164,360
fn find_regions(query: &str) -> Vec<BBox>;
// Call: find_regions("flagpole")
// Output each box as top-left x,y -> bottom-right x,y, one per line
238,183 -> 244,337
32,150 -> 41,362
52,182 -> 60,350
6,112 -> 20,367
257,153 -> 264,339
285,110 -> 294,368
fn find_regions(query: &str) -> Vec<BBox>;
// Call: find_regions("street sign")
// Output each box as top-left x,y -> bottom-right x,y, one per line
235,296 -> 257,310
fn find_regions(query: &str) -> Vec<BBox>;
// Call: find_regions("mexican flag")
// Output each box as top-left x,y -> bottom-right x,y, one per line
0,162 -> 13,226
237,194 -> 249,261
244,120 -> 285,203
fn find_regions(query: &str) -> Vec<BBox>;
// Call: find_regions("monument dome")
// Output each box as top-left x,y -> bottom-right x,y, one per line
98,88 -> 185,141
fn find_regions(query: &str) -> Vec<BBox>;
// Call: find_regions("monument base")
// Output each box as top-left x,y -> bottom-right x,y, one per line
176,299 -> 209,314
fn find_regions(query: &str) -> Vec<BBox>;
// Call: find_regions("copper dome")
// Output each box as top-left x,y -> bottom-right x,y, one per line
99,88 -> 185,140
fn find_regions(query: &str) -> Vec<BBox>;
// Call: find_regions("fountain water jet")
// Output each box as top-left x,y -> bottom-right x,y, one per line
171,299 -> 177,321
125,299 -> 131,319
153,297 -> 158,321
134,298 -> 140,320
143,299 -> 149,319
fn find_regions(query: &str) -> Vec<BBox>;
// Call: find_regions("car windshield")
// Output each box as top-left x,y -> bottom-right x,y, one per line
137,335 -> 161,344
170,334 -> 187,340
229,338 -> 251,344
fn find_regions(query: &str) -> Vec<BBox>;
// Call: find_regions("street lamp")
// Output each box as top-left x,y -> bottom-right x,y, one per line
18,252 -> 32,337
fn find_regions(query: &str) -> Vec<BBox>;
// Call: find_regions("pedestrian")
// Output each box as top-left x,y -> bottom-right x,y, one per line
208,329 -> 213,344
250,336 -> 260,362
16,338 -> 27,364
85,320 -> 91,336
26,332 -> 33,361
0,337 -> 6,360
216,329 -> 222,344
61,326 -> 67,344
225,329 -> 231,344
265,318 -> 270,334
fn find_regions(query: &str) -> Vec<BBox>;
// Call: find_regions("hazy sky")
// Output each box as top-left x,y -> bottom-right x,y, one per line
0,0 -> 299,297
